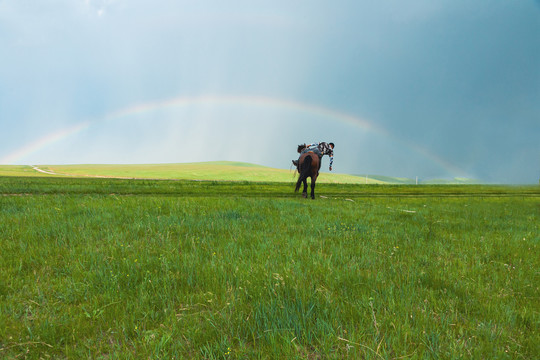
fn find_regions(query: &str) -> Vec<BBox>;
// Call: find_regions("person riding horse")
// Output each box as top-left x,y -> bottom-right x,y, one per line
293,142 -> 334,171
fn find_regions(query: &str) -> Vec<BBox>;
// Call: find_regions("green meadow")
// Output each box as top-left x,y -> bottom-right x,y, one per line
0,162 -> 478,184
0,162 -> 380,184
0,166 -> 46,178
0,173 -> 538,359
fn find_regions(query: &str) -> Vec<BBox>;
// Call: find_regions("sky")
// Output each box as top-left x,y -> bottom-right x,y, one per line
1,0 -> 539,183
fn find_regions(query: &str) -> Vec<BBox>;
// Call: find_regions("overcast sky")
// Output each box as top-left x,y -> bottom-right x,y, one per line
1,0 -> 539,183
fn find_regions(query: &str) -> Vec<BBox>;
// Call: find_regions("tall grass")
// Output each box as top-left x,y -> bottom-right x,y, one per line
0,178 -> 538,358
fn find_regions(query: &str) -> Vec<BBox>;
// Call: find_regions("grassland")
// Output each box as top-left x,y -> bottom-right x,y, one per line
1,176 -> 539,359
0,165 -> 46,178
0,163 -> 480,184
1,162 -> 383,184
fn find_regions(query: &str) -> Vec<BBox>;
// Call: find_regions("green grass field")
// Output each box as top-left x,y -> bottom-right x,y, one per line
0,162 -> 484,184
1,175 -> 539,359
0,166 -> 46,178
0,163 -> 384,184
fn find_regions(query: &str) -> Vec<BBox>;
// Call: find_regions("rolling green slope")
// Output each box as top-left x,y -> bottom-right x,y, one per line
1,163 -> 481,184
356,175 -> 481,185
0,165 -> 45,177
3,162 -> 386,184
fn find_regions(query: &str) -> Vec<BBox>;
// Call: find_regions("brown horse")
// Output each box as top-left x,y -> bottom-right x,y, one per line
294,150 -> 321,199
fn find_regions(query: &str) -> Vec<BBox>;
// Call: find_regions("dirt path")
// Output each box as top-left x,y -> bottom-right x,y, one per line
30,165 -> 159,180
31,166 -> 61,175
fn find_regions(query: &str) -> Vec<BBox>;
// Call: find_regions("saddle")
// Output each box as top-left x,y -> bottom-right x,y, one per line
301,147 -> 321,157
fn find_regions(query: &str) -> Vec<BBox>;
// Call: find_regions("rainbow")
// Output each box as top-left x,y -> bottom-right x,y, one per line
2,121 -> 91,165
1,95 -> 464,175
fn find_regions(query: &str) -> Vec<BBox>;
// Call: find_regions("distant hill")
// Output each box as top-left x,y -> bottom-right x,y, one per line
1,162 -> 481,184
0,162 -> 377,184
356,175 -> 416,184
355,174 -> 480,185
420,177 -> 480,184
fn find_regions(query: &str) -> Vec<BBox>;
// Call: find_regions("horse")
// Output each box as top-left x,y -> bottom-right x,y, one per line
294,145 -> 321,199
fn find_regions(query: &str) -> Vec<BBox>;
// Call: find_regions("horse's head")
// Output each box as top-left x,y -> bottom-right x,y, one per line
297,143 -> 307,153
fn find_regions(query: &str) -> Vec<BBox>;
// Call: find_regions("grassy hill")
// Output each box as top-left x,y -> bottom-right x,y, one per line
356,174 -> 416,184
355,175 -> 481,185
1,162 -> 387,184
0,165 -> 46,177
1,163 -> 481,184
425,177 -> 481,184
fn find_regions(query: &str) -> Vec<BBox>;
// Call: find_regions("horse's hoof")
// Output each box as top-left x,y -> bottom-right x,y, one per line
302,192 -> 307,198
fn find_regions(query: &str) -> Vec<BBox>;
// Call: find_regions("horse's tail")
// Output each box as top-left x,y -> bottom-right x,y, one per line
295,155 -> 312,192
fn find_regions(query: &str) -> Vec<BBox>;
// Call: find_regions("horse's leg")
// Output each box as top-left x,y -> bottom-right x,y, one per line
302,178 -> 308,198
310,174 -> 317,199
